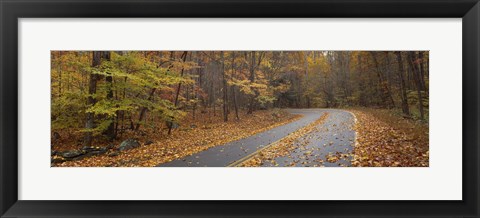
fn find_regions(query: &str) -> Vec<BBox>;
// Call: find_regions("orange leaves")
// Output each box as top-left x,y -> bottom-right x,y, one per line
53,109 -> 301,167
325,153 -> 340,163
240,113 -> 329,167
349,109 -> 429,167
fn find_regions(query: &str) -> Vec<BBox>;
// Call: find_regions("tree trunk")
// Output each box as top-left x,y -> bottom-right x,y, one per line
135,88 -> 156,131
193,53 -> 200,120
418,51 -> 428,94
174,51 -> 189,106
221,51 -> 228,122
370,52 -> 395,108
304,52 -> 310,108
103,51 -> 116,140
83,51 -> 102,147
407,52 -> 425,120
168,51 -> 188,135
247,51 -> 258,114
231,52 -> 239,120
210,57 -> 216,117
395,51 -> 410,117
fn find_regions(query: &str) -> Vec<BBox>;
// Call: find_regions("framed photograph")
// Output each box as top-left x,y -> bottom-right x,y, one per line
1,0 -> 478,217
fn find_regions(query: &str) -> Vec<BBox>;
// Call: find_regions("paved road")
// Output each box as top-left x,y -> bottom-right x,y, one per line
158,109 -> 355,167
263,109 -> 356,167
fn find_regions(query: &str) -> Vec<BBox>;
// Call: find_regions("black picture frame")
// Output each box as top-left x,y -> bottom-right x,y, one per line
1,0 -> 478,217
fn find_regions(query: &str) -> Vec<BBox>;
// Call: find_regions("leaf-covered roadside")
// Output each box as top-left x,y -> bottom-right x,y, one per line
239,113 -> 329,167
52,109 -> 301,167
349,109 -> 429,167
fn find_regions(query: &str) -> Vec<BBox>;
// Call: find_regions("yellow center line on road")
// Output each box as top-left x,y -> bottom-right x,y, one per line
226,135 -> 287,167
227,112 -> 331,167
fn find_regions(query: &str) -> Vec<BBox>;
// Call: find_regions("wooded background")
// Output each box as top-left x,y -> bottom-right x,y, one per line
51,51 -> 429,147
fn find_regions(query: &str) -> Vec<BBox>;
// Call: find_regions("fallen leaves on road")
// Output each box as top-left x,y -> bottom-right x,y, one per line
53,109 -> 301,167
239,113 -> 329,167
349,109 -> 429,167
325,151 -> 351,163
326,152 -> 340,163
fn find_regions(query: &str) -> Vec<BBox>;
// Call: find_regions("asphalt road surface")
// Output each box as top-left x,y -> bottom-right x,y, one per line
158,109 -> 356,167
262,109 -> 356,167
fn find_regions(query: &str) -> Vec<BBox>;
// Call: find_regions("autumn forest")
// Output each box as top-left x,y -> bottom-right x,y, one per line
51,51 -> 429,167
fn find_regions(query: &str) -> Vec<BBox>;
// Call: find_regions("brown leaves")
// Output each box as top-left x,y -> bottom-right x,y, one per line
325,153 -> 340,163
240,113 -> 329,167
349,109 -> 429,167
52,109 -> 301,167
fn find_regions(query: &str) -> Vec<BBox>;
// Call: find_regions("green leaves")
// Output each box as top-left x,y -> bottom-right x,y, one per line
51,51 -> 198,136
51,90 -> 86,130
256,95 -> 276,106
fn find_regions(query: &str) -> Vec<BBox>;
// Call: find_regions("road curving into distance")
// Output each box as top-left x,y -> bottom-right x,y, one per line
158,109 -> 356,167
